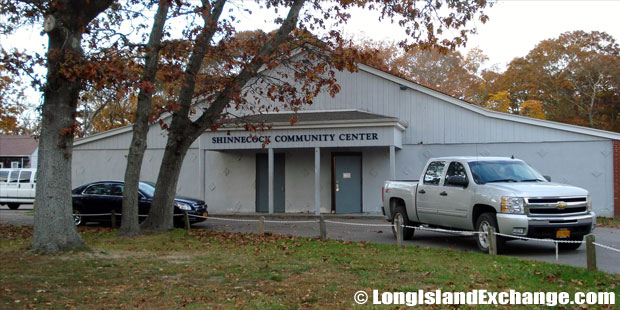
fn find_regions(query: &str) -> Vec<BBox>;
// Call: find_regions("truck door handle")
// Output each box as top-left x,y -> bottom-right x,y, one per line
440,191 -> 448,196
418,189 -> 426,194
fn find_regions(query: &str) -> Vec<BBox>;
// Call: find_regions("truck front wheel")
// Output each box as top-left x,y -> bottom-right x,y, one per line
392,206 -> 415,240
475,213 -> 505,254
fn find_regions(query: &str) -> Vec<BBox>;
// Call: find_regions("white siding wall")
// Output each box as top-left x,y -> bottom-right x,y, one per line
361,147 -> 390,213
302,70 -> 605,144
204,150 -> 257,213
72,147 -> 202,198
395,141 -> 615,217
71,65 -> 617,216
74,127 -> 199,150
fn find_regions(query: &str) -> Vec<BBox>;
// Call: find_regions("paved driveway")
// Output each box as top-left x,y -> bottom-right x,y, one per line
2,205 -> 619,274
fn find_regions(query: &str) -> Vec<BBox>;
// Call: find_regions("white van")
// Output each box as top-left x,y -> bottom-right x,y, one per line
0,168 -> 36,210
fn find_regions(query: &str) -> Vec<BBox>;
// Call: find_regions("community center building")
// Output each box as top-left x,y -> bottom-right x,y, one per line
72,64 -> 620,218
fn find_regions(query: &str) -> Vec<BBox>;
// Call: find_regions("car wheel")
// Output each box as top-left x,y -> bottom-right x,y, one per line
7,203 -> 20,210
558,237 -> 583,251
475,213 -> 504,254
391,206 -> 415,240
73,210 -> 83,226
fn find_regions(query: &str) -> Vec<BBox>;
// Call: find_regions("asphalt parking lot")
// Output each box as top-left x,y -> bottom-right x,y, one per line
2,205 -> 620,274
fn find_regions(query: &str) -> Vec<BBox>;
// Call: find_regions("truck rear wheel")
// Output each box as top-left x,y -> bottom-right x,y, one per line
475,213 -> 505,254
392,206 -> 415,240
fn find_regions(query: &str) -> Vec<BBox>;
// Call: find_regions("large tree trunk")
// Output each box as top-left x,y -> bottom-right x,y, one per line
32,1 -> 113,253
141,129 -> 191,231
141,0 -> 227,231
32,36 -> 85,252
119,0 -> 170,237
143,0 -> 304,230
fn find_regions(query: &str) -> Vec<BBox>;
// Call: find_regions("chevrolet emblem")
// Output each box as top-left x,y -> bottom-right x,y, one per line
557,202 -> 567,209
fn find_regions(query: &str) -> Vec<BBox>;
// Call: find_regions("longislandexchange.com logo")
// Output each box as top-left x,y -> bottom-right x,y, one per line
353,289 -> 616,306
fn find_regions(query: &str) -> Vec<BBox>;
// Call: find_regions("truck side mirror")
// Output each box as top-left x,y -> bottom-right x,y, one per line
446,176 -> 468,187
543,175 -> 551,182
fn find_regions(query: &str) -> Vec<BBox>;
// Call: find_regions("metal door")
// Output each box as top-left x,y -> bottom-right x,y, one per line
333,154 -> 362,213
256,153 -> 285,213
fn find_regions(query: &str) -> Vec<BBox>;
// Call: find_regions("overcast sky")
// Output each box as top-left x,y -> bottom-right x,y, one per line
3,0 -> 620,109
340,0 -> 620,70
6,1 -> 620,68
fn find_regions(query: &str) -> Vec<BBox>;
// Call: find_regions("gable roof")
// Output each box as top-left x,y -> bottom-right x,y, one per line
75,63 -> 620,146
0,135 -> 38,156
358,64 -> 620,141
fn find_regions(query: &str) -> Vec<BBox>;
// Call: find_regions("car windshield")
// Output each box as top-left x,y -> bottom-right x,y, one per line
138,182 -> 156,198
468,161 -> 546,184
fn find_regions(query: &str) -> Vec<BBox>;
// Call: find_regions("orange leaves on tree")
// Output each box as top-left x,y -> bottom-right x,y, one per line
484,91 -> 512,113
135,81 -> 155,94
357,40 -> 489,105
520,100 -> 546,120
488,31 -> 620,131
158,119 -> 168,130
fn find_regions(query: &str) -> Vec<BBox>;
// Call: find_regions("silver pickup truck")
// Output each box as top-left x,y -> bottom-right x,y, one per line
382,157 -> 596,253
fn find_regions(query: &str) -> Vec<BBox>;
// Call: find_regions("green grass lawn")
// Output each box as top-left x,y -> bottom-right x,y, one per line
1,224 -> 618,309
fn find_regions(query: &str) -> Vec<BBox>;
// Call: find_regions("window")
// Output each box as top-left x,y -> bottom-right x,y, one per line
445,162 -> 468,186
446,162 -> 467,178
109,184 -> 123,196
0,171 -> 8,182
18,171 -> 32,183
83,183 -> 112,195
11,162 -> 19,168
423,161 -> 446,185
8,170 -> 19,183
0,162 -> 3,168
139,182 -> 156,197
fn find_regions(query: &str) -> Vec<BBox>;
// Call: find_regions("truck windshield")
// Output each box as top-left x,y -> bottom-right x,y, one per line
468,161 -> 546,184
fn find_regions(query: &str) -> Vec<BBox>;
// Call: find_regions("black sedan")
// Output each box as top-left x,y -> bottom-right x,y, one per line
71,181 -> 207,226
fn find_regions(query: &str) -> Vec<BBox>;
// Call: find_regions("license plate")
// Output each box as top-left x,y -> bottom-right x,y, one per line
556,229 -> 570,238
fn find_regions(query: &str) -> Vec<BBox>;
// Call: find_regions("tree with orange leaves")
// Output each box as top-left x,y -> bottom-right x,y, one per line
490,31 -> 620,131
136,0 -> 492,231
0,0 -> 492,246
358,40 -> 490,105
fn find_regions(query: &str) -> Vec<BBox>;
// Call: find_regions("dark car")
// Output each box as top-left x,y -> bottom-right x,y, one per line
71,181 -> 207,226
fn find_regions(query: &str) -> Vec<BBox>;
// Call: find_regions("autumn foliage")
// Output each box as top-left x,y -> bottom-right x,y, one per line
492,31 -> 620,131
359,30 -> 620,132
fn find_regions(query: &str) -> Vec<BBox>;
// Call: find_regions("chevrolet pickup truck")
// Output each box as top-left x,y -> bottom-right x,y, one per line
382,157 -> 596,253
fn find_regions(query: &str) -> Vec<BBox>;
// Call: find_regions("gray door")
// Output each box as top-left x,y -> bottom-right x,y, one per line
256,153 -> 285,213
333,154 -> 362,213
